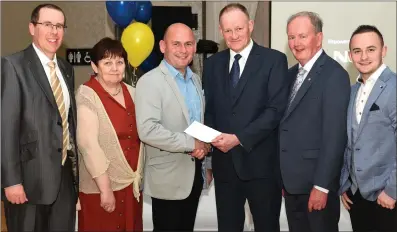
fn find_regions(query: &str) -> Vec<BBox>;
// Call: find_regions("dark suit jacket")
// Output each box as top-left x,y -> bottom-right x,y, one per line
203,42 -> 289,182
279,51 -> 350,194
1,45 -> 78,204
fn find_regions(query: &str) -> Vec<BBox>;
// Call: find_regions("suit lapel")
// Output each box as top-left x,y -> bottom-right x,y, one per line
219,51 -> 231,102
231,43 -> 261,107
191,74 -> 205,123
25,45 -> 57,109
281,65 -> 299,122
355,72 -> 389,142
160,62 -> 190,125
57,58 -> 72,94
348,84 -> 360,146
283,52 -> 327,120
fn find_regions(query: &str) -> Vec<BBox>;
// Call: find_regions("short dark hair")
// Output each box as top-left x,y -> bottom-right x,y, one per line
349,25 -> 384,49
90,37 -> 128,66
219,3 -> 250,22
30,4 -> 66,26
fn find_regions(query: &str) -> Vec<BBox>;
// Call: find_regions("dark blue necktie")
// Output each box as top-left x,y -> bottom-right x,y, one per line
230,54 -> 242,88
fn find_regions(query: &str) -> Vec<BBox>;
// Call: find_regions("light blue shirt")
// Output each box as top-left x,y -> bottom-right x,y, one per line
163,60 -> 201,124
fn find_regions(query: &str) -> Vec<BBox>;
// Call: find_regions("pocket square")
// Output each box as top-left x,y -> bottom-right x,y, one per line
369,103 -> 380,111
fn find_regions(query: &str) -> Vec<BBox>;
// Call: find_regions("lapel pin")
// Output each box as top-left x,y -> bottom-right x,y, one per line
308,78 -> 311,81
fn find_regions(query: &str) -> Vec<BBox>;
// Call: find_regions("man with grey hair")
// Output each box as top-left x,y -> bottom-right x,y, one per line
279,11 -> 350,232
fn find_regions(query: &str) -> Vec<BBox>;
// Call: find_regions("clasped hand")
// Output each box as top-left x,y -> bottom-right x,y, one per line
191,139 -> 211,159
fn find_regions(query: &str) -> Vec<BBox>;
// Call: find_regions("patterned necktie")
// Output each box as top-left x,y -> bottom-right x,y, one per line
48,61 -> 69,165
230,54 -> 242,88
288,67 -> 307,108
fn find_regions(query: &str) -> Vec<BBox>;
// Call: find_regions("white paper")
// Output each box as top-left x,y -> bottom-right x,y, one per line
184,121 -> 221,143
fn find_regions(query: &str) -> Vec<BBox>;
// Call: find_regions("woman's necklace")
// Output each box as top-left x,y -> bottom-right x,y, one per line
106,85 -> 121,96
96,77 -> 121,96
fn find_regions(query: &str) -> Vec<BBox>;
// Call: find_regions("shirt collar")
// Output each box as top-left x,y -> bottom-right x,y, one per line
298,48 -> 323,73
230,39 -> 254,61
162,59 -> 193,80
32,42 -> 58,68
356,64 -> 386,84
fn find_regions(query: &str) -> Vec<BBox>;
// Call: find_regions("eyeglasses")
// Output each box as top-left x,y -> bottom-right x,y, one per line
34,22 -> 67,31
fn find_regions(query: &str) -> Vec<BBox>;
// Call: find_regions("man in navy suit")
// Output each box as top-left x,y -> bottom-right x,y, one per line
339,25 -> 396,232
279,11 -> 351,232
203,3 -> 289,231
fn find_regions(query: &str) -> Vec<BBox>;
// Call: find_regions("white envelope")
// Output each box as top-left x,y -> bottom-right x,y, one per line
184,121 -> 221,143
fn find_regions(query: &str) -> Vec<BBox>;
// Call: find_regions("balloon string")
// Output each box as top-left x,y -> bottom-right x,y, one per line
132,67 -> 138,85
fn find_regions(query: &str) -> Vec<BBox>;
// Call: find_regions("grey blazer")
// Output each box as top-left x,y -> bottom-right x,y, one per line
135,61 -> 205,200
1,45 -> 78,204
339,67 -> 396,201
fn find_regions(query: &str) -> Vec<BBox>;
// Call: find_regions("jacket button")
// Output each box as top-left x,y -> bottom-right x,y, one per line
58,148 -> 62,152
57,121 -> 62,126
281,149 -> 287,152
232,112 -> 236,116
191,157 -> 194,161
355,148 -> 360,151
282,129 -> 288,131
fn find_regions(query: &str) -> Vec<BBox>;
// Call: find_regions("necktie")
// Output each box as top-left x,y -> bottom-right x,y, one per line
48,61 -> 69,165
287,67 -> 307,108
230,54 -> 242,88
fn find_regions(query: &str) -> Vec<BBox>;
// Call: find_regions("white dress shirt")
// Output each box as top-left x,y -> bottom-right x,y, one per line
298,48 -> 323,83
229,39 -> 254,76
355,64 -> 386,123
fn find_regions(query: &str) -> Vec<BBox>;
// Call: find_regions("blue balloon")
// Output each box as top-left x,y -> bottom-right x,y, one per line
106,1 -> 137,28
139,51 -> 158,73
135,1 -> 152,24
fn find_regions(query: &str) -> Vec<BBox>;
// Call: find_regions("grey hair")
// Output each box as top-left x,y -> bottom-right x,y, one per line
287,11 -> 323,33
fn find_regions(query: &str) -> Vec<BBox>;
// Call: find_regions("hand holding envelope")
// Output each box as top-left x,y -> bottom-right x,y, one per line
184,121 -> 240,153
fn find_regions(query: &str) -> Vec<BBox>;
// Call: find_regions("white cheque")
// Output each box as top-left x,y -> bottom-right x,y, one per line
184,121 -> 221,143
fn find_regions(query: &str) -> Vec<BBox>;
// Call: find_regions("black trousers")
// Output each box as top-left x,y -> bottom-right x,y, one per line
284,190 -> 340,232
151,159 -> 203,231
347,189 -> 397,232
4,158 -> 76,232
214,170 -> 282,232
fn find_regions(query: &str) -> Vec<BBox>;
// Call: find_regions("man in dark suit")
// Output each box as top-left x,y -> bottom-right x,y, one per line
279,11 -> 350,232
1,4 -> 78,231
203,3 -> 289,231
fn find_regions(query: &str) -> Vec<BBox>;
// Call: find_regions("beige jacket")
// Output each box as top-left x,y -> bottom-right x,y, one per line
76,84 -> 144,202
135,62 -> 205,200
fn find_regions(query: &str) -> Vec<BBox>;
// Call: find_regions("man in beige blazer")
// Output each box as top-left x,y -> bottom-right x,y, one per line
135,23 -> 209,231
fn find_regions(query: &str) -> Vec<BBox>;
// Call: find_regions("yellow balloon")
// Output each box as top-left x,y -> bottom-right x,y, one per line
121,22 -> 154,68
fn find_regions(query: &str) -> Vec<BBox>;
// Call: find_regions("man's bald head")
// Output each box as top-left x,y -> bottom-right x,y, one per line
160,23 -> 196,75
163,23 -> 195,41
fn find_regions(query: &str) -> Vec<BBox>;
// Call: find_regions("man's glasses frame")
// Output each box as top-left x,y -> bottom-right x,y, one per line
33,21 -> 67,31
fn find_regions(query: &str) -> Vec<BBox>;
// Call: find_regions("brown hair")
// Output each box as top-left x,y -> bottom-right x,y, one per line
30,3 -> 66,26
219,3 -> 250,22
90,37 -> 128,66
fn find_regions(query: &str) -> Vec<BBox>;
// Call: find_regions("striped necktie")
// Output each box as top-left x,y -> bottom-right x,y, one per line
48,61 -> 69,165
